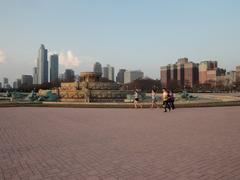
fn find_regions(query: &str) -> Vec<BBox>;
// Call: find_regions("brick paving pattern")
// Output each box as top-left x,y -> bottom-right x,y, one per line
0,107 -> 240,180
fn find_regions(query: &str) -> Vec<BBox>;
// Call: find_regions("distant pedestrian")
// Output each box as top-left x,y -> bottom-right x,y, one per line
151,89 -> 158,108
162,88 -> 170,112
169,90 -> 175,110
134,89 -> 142,109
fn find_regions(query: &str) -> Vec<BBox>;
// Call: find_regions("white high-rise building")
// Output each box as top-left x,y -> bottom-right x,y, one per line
102,67 -> 109,79
107,64 -> 115,81
102,64 -> 115,81
124,70 -> 144,84
37,44 -> 48,84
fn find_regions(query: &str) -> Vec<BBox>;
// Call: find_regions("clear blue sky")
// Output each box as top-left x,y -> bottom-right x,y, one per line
0,0 -> 240,83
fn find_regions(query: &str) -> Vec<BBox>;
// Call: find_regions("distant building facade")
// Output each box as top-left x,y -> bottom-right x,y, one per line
3,77 -> 10,89
199,61 -> 226,87
13,79 -> 22,89
21,75 -> 33,87
33,67 -> 38,85
102,67 -> 109,79
17,79 -> 22,88
58,74 -> 64,81
124,70 -> 144,84
102,64 -> 115,81
225,71 -> 236,86
93,62 -> 102,75
64,69 -> 75,82
236,65 -> 240,82
184,62 -> 199,88
199,61 -> 218,84
107,64 -> 114,81
50,54 -> 59,82
160,65 -> 170,88
37,44 -> 48,84
13,81 -> 17,89
3,77 -> 8,85
160,58 -> 199,88
116,69 -> 126,84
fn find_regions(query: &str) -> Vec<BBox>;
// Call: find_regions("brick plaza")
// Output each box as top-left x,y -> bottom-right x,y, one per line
0,107 -> 240,180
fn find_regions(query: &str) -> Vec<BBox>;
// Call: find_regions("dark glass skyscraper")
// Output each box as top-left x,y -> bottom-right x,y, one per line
64,69 -> 75,82
116,69 -> 126,84
93,62 -> 102,75
37,44 -> 48,84
50,54 -> 59,82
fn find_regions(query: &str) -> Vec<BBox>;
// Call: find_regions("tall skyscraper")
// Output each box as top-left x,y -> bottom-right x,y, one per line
37,44 -> 48,84
102,67 -> 109,79
33,67 -> 38,85
3,77 -> 8,85
116,69 -> 126,84
93,62 -> 102,75
107,64 -> 115,81
50,54 -> 59,82
102,64 -> 114,81
124,70 -> 144,84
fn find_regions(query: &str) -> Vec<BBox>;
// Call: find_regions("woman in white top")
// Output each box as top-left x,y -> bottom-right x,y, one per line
151,89 -> 158,108
134,89 -> 142,109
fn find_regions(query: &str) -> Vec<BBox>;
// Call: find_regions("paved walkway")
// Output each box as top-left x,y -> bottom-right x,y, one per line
0,107 -> 240,180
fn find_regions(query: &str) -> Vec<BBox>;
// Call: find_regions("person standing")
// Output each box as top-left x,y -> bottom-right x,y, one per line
162,88 -> 170,112
151,89 -> 158,108
134,89 -> 142,109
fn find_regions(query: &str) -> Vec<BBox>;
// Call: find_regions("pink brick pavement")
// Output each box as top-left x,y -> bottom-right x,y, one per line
0,107 -> 240,180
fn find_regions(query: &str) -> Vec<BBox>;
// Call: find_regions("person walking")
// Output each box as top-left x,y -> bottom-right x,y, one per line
151,89 -> 158,108
134,89 -> 142,109
162,88 -> 170,112
169,90 -> 175,110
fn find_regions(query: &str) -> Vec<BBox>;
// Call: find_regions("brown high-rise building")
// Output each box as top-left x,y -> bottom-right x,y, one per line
160,58 -> 199,88
170,64 -> 177,81
176,58 -> 188,87
160,65 -> 170,88
199,61 -> 218,84
184,62 -> 199,88
199,61 -> 226,87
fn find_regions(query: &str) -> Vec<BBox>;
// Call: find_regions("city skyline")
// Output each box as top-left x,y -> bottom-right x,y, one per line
1,44 -> 240,87
1,0 -> 240,83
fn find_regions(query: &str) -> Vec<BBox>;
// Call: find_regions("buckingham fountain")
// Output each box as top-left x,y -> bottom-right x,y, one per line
58,72 -> 132,102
